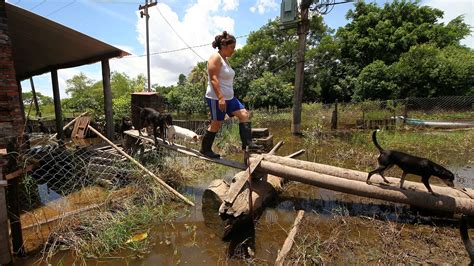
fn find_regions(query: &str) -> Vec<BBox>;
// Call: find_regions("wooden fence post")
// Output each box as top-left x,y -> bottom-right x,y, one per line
5,140 -> 25,257
331,99 -> 338,130
0,162 -> 12,265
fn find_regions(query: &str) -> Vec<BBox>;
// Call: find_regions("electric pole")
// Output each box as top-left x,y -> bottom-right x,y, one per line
291,0 -> 311,135
139,0 -> 157,92
286,0 -> 356,135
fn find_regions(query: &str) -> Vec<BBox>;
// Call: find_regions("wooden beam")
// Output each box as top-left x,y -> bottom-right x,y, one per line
254,154 -> 474,199
89,125 -> 195,206
51,69 -> 64,140
0,170 -> 12,265
101,59 -> 114,140
250,158 -> 474,216
124,129 -> 247,170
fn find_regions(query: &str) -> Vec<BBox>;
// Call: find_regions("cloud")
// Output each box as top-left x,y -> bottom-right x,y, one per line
423,0 -> 473,48
223,0 -> 239,11
250,0 -> 278,14
134,1 -> 236,86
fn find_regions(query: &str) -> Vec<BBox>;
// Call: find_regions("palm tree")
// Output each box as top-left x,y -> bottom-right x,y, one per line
188,61 -> 208,89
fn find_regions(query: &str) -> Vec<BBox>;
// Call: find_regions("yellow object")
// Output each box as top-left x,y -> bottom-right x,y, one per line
125,232 -> 148,244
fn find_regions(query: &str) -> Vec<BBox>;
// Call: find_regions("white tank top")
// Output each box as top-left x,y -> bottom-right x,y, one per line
205,53 -> 235,100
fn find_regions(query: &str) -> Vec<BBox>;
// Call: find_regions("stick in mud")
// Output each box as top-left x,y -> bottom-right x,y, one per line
88,125 -> 195,207
275,210 -> 305,265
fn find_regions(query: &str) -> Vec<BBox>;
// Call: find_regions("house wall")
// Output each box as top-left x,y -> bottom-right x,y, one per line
0,1 -> 23,149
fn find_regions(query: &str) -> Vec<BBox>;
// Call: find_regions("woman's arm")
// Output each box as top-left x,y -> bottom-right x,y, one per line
208,54 -> 226,112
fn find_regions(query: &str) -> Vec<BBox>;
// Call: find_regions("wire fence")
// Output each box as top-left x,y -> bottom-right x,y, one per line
311,95 -> 474,130
7,132 -> 184,257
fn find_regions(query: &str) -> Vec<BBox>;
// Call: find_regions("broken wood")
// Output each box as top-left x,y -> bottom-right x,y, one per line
275,210 -> 305,265
4,163 -> 37,180
252,154 -> 474,199
0,171 -> 12,265
71,116 -> 90,139
50,111 -> 89,140
88,125 -> 195,207
249,157 -> 474,216
204,145 -> 300,220
225,154 -> 264,206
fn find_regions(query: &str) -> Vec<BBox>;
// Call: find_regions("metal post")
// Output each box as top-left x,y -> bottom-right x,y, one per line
139,0 -> 156,92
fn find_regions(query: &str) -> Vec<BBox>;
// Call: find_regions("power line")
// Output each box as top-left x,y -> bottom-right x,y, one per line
46,0 -> 76,16
155,4 -> 206,61
118,34 -> 249,59
30,0 -> 46,11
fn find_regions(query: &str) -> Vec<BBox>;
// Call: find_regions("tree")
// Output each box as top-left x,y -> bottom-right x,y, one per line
245,72 -> 293,109
177,74 -> 187,86
353,60 -> 398,101
188,61 -> 208,89
311,0 -> 472,101
392,44 -> 474,98
231,16 -> 330,101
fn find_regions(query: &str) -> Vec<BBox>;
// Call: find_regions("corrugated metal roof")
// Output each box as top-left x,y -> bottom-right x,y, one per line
6,3 -> 130,80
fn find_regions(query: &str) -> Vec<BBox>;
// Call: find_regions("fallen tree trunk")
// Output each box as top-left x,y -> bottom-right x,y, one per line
254,154 -> 474,199
249,158 -> 474,216
202,148 -> 303,239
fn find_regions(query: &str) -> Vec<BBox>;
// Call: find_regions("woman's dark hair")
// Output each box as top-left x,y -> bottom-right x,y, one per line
212,31 -> 236,50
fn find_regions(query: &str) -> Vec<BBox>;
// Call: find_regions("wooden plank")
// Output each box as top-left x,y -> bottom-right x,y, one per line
0,171 -> 12,264
124,129 -> 247,170
71,116 -> 90,139
251,128 -> 269,138
224,155 -> 264,205
50,111 -> 89,140
275,210 -> 305,265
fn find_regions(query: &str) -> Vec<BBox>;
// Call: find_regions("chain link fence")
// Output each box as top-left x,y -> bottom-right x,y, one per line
315,95 -> 474,130
6,131 -> 185,257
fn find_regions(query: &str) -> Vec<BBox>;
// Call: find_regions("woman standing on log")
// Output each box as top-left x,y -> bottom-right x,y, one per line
199,31 -> 262,158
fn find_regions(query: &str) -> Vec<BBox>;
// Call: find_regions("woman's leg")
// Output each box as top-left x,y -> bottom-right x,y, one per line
201,98 -> 225,158
231,108 -> 262,151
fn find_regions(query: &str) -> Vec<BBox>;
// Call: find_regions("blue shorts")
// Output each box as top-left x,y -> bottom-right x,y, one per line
206,97 -> 245,121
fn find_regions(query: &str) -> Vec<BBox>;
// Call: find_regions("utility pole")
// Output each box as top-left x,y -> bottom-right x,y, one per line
291,0 -> 311,135
139,0 -> 157,92
284,0 -> 356,135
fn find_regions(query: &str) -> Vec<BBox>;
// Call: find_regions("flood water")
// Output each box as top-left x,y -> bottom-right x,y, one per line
125,124 -> 473,264
17,123 -> 474,265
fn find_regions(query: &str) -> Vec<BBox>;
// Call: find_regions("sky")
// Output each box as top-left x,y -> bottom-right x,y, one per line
6,0 -> 474,99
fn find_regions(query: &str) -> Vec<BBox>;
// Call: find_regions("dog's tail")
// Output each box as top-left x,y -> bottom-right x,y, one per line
372,130 -> 384,152
460,216 -> 474,265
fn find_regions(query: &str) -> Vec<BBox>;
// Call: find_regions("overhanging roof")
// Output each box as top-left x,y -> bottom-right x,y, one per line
6,3 -> 130,80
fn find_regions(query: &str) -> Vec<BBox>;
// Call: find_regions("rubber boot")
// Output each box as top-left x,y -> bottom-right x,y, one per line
239,122 -> 263,152
199,130 -> 220,158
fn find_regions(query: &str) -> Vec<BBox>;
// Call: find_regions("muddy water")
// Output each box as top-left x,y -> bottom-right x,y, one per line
132,124 -> 473,264
18,124 -> 474,264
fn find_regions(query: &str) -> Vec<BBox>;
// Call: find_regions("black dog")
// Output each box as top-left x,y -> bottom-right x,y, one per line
137,107 -> 172,145
460,216 -> 474,265
366,130 -> 455,195
120,116 -> 133,139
